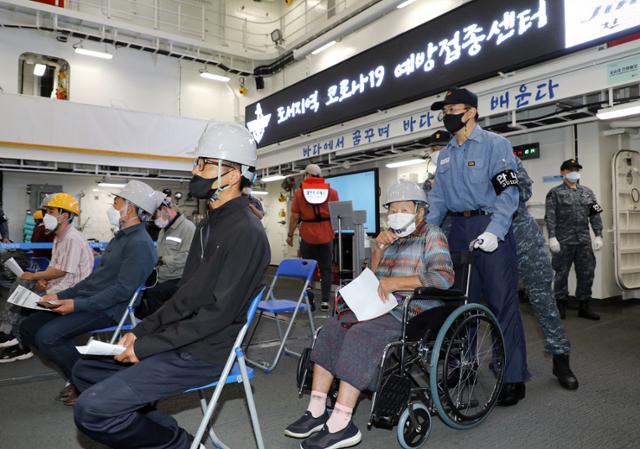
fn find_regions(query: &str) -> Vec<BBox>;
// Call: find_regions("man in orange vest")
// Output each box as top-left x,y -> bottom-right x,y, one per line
287,164 -> 339,311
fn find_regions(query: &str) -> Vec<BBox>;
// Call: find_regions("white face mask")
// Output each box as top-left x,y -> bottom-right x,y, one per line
388,212 -> 416,237
107,207 -> 121,228
430,150 -> 440,166
242,187 -> 252,196
565,171 -> 581,183
43,213 -> 59,232
154,217 -> 169,228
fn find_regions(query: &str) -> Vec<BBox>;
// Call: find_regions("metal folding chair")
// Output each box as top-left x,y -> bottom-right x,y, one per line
187,287 -> 266,449
244,258 -> 317,373
88,285 -> 144,344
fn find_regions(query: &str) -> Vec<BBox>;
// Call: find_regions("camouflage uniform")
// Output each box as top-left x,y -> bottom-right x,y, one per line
513,160 -> 570,355
544,183 -> 603,303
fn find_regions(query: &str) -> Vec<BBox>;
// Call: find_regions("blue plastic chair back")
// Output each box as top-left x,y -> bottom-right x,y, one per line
274,259 -> 318,282
246,288 -> 266,328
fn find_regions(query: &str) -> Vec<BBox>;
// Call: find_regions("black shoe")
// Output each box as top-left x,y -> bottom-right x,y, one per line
285,411 -> 329,439
320,302 -> 330,312
553,354 -> 579,390
578,301 -> 600,320
557,300 -> 567,320
301,422 -> 362,449
0,345 -> 33,363
0,332 -> 18,348
497,382 -> 525,407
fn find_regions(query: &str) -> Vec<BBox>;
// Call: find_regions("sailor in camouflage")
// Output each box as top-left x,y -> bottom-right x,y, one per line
545,159 -> 603,321
513,158 -> 577,390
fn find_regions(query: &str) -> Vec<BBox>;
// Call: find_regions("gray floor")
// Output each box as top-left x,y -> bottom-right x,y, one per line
1,287 -> 639,449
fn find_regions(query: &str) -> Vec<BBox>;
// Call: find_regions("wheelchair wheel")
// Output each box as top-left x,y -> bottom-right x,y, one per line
296,347 -> 313,394
429,303 -> 505,430
396,403 -> 431,449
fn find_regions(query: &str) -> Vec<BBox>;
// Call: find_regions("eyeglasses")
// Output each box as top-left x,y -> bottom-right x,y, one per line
192,158 -> 238,172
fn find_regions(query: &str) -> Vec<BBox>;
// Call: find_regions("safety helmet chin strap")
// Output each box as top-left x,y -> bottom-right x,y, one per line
209,159 -> 234,202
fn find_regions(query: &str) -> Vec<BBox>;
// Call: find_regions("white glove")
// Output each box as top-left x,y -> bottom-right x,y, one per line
473,232 -> 499,253
593,236 -> 603,251
549,237 -> 561,254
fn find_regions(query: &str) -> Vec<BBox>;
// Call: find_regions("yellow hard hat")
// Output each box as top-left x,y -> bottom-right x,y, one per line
33,210 -> 44,220
45,193 -> 81,215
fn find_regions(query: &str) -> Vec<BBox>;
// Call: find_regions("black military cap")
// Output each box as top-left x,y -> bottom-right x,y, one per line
428,130 -> 452,146
431,87 -> 478,110
560,159 -> 583,170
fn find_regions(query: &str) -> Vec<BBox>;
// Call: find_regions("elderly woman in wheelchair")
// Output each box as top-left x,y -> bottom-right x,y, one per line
285,180 -> 461,449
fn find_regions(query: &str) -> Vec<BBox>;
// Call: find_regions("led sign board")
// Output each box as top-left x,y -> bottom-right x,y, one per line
246,0 -> 640,148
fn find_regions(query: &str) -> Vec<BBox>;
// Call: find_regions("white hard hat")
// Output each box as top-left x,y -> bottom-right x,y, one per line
114,180 -> 162,214
384,180 -> 428,208
193,122 -> 257,177
305,164 -> 322,176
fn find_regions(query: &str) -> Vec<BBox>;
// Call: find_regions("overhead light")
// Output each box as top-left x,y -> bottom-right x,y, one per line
311,40 -> 336,55
33,64 -> 47,77
200,71 -> 231,82
261,174 -> 286,182
92,188 -> 100,192
75,47 -> 113,60
396,0 -> 416,8
596,100 -> 640,120
98,182 -> 126,188
251,190 -> 269,195
385,159 -> 426,168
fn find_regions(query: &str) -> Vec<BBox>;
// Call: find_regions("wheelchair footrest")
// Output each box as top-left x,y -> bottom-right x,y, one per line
371,374 -> 411,427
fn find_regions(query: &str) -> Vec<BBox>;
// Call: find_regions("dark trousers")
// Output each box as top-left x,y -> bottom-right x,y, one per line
72,351 -> 223,449
19,311 -> 114,379
551,243 -> 596,302
300,240 -> 333,303
448,215 -> 529,384
137,279 -> 181,318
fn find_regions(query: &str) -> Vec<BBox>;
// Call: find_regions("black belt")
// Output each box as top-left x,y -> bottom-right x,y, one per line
448,210 -> 491,217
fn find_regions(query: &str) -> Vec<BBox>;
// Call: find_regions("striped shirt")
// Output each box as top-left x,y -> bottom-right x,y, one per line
375,221 -> 454,288
337,221 -> 454,318
46,226 -> 94,294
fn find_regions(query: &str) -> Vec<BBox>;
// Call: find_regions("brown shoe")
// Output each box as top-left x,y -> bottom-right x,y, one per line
56,383 -> 77,401
62,385 -> 80,406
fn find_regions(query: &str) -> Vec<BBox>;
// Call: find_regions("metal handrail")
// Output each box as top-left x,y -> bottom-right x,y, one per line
58,0 -> 371,55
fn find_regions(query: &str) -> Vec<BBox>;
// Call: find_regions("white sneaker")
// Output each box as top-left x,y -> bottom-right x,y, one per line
0,332 -> 18,348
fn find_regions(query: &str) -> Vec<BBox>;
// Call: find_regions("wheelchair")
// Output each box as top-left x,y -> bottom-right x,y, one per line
296,250 -> 505,449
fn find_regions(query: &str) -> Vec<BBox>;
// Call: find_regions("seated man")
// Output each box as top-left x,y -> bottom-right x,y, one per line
0,193 -> 94,363
71,122 -> 270,449
136,195 -> 196,318
285,180 -> 454,449
18,181 -> 159,403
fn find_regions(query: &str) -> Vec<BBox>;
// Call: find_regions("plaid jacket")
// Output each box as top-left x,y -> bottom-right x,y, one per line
338,221 -> 454,318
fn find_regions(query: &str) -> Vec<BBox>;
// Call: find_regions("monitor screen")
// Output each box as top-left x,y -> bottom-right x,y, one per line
325,169 -> 379,235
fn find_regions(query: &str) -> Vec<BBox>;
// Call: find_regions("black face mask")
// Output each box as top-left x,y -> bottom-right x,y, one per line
443,112 -> 467,134
189,175 -> 215,200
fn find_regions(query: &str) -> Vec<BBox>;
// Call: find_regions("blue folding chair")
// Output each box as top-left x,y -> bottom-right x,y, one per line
88,285 -> 144,344
244,258 -> 317,373
187,288 -> 266,449
92,256 -> 102,272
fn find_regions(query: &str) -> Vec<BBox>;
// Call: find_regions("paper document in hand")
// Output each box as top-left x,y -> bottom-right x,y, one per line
4,258 -> 24,277
7,286 -> 50,311
338,268 -> 397,321
76,340 -> 126,356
